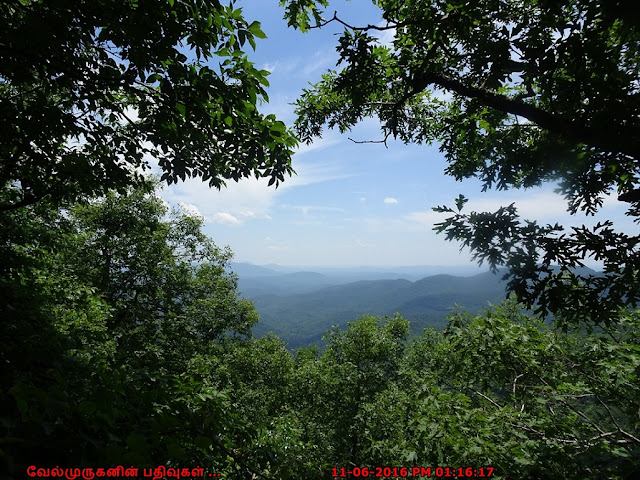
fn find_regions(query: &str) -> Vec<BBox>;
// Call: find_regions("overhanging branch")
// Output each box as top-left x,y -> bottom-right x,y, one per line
412,70 -> 640,161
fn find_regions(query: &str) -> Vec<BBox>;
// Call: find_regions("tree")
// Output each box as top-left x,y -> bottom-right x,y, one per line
291,314 -> 410,469
403,300 -> 640,478
66,181 -> 259,364
1,0 -> 297,211
280,0 -> 640,326
0,182 -> 261,476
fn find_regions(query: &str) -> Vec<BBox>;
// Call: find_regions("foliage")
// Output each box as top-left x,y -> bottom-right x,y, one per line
288,303 -> 640,479
3,2 -> 639,476
286,314 -> 411,473
1,0 -> 297,211
67,182 -> 258,364
0,182 -> 260,477
3,188 -> 637,479
260,303 -> 639,479
280,0 -> 640,327
406,300 -> 640,478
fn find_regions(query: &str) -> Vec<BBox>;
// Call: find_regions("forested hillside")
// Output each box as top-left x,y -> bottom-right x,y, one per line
2,0 -> 640,479
250,272 -> 509,348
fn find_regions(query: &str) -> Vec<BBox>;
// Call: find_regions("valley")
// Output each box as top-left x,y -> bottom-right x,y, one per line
232,263 -> 510,349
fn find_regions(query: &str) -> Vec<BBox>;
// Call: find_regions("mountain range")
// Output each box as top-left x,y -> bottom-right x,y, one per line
230,263 -> 510,349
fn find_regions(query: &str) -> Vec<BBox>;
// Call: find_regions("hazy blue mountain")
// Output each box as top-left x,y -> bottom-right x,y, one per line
249,271 -> 509,349
232,263 -> 601,349
230,262 -> 487,296
238,271 -> 335,296
229,262 -> 281,277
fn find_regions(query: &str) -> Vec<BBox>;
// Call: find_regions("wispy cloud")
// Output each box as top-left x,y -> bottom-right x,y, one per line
211,212 -> 241,225
281,160 -> 352,189
261,49 -> 337,80
301,49 -> 337,77
354,239 -> 375,248
160,151 -> 350,228
403,191 -> 570,230
261,61 -> 278,73
267,244 -> 289,252
384,197 -> 398,204
293,135 -> 342,157
284,204 -> 345,216
405,189 -> 636,233
162,176 -> 276,225
465,191 -> 569,220
403,211 -> 445,230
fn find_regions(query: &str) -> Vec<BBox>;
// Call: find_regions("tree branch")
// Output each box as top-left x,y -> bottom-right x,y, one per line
472,389 -> 502,409
412,70 -> 640,161
310,11 -> 410,32
508,422 -> 632,448
534,373 -> 606,435
0,193 -> 42,212
210,435 -> 273,480
348,132 -> 391,148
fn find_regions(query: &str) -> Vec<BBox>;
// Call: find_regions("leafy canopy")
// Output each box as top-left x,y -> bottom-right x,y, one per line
260,305 -> 640,478
0,181 -> 260,473
2,180 -> 638,476
1,0 -> 297,211
281,0 -> 640,327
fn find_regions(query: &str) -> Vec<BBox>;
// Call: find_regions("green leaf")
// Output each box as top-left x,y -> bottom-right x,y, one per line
248,21 -> 267,39
454,194 -> 468,212
146,73 -> 162,83
194,435 -> 213,451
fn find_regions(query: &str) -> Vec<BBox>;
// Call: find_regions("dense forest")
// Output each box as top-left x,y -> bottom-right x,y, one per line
3,183 -> 639,478
2,0 -> 639,479
248,270 -> 510,348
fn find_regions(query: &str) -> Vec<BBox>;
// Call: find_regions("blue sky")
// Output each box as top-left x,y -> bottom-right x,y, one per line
160,0 -> 635,267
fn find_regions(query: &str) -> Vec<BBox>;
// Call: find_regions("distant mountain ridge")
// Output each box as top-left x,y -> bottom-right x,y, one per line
230,262 -> 486,297
232,265 -> 506,349
231,263 -> 600,349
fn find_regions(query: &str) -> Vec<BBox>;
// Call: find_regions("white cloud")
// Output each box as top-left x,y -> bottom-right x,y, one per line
178,202 -> 204,219
211,212 -> 241,225
259,50 -> 337,81
284,205 -> 345,216
162,176 -> 275,224
403,191 -> 570,230
280,160 -> 351,190
404,189 -> 636,234
267,245 -> 289,252
160,155 -> 350,229
292,135 -> 342,158
261,61 -> 278,73
466,191 -> 569,220
384,197 -> 398,204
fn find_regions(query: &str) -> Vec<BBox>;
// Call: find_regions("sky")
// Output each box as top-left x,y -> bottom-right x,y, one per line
160,0 -> 635,268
